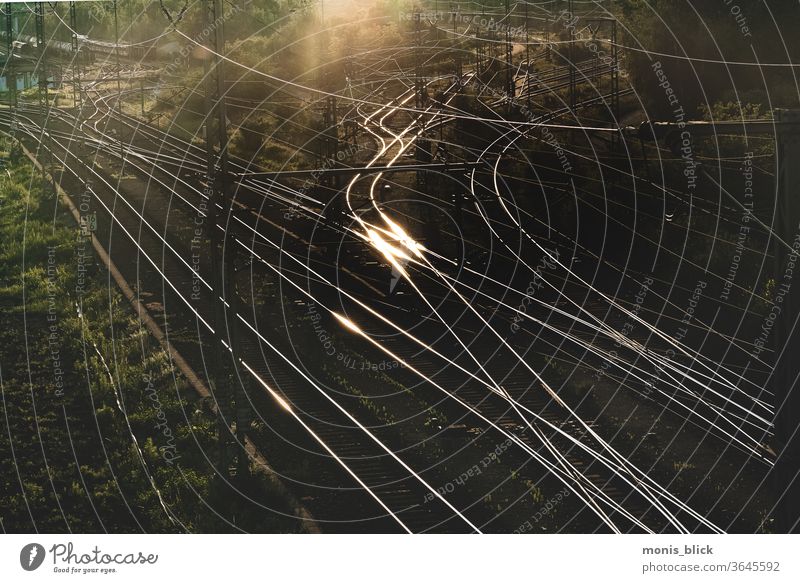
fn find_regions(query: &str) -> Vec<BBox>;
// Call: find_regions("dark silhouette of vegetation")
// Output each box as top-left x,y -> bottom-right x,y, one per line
615,0 -> 799,116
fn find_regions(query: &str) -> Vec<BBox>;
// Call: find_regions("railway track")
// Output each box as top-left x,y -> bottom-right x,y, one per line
0,89 -> 486,533
0,16 -> 757,533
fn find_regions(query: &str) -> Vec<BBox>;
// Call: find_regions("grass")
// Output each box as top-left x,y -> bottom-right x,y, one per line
0,135 -> 302,533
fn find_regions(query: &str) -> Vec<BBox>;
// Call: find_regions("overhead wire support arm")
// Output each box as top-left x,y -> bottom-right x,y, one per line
159,0 -> 190,29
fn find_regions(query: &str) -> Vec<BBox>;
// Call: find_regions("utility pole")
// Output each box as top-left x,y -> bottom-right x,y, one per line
545,14 -> 550,61
315,30 -> 340,211
127,0 -> 133,43
34,2 -> 54,196
525,0 -> 530,109
610,18 -> 620,151
322,94 -> 338,189
413,9 -> 426,163
69,1 -> 82,112
4,3 -> 16,108
586,16 -> 620,151
505,0 -> 513,102
475,21 -> 482,77
568,0 -> 576,109
771,108 -> 800,533
35,3 -> 47,112
113,0 -> 124,165
451,3 -> 460,79
414,11 -> 424,110
203,0 -> 249,480
413,9 -> 433,244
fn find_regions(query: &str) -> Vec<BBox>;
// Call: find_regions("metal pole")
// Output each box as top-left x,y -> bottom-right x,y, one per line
69,1 -> 82,112
34,3 -> 54,195
475,22 -> 481,77
772,108 -> 800,533
525,0 -> 530,109
414,11 -> 423,109
505,0 -> 513,102
452,5 -> 456,74
5,3 -> 17,108
113,1 -> 124,164
545,14 -> 550,62
203,0 -> 249,479
568,0 -> 576,109
203,0 -> 231,476
35,3 -> 47,110
413,11 -> 429,217
611,18 -> 620,151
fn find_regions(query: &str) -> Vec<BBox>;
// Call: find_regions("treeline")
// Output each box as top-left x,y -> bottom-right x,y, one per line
614,0 -> 800,116
62,0 -> 292,44
28,1 -> 314,46
0,137 -> 302,533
